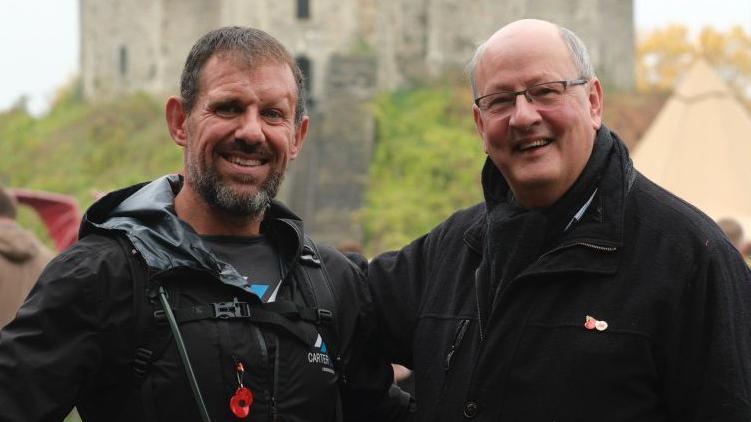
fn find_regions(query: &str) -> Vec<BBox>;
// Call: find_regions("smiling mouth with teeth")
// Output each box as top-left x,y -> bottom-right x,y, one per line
225,155 -> 266,167
517,139 -> 552,152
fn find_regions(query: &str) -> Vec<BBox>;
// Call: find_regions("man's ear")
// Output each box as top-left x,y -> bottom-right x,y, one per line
472,104 -> 490,154
289,115 -> 309,160
588,78 -> 604,130
165,96 -> 189,147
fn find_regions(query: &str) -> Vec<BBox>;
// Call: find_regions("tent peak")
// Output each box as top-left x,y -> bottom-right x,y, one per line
674,59 -> 732,100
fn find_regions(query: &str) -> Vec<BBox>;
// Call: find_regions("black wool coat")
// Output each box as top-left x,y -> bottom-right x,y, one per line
369,126 -> 751,422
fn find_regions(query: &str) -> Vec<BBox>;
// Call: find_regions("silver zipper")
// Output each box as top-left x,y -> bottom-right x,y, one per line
445,319 -> 470,370
572,242 -> 617,252
535,241 -> 618,264
474,268 -> 486,342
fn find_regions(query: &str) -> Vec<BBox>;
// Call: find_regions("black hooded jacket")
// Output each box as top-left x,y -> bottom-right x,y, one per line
368,126 -> 751,421
0,175 -> 406,422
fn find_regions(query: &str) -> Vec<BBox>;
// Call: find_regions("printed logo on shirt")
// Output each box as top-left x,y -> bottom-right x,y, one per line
248,284 -> 269,299
242,276 -> 281,303
308,333 -> 335,374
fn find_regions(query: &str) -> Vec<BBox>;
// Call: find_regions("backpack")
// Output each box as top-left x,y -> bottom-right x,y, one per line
116,234 -> 344,421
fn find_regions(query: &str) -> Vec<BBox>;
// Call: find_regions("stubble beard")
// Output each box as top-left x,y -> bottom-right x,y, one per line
187,158 -> 284,220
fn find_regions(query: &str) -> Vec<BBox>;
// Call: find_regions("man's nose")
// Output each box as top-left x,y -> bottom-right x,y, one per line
235,109 -> 265,142
508,93 -> 541,129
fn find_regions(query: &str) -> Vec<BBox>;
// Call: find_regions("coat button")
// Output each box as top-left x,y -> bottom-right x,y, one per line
463,401 -> 479,418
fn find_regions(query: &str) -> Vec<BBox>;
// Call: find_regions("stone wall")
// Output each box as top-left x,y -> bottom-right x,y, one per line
281,54 -> 378,246
82,0 -> 365,102
375,0 -> 635,91
158,0 -> 221,96
82,0 -> 634,100
80,0 -> 222,100
80,0 -> 162,100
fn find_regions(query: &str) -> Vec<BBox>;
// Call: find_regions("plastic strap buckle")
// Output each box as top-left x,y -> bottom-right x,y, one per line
316,308 -> 333,323
213,298 -> 251,319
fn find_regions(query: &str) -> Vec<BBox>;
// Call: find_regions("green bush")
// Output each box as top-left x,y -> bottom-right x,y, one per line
362,85 -> 485,255
0,84 -> 180,243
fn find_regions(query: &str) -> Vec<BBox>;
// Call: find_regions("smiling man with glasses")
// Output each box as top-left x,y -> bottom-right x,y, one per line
367,19 -> 751,421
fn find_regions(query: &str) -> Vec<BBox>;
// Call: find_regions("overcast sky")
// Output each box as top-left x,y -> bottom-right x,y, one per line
0,0 -> 749,116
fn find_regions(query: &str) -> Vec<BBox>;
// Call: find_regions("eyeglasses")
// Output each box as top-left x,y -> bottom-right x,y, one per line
474,79 -> 589,116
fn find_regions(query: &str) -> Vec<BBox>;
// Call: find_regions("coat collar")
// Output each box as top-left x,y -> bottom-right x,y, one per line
463,125 -> 635,265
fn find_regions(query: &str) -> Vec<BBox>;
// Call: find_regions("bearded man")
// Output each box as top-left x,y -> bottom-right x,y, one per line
0,26 -> 410,422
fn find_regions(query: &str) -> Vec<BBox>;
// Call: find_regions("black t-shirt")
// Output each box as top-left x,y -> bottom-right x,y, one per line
201,235 -> 282,302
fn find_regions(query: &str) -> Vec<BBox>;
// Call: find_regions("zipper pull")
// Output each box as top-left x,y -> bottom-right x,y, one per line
444,348 -> 457,371
444,319 -> 470,371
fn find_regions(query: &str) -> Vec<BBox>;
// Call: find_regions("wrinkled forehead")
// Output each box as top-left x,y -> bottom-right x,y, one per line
198,52 -> 297,95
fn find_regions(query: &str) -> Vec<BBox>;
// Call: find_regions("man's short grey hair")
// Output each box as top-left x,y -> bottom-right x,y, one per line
180,26 -> 306,126
558,26 -> 595,81
466,42 -> 488,99
467,24 -> 596,99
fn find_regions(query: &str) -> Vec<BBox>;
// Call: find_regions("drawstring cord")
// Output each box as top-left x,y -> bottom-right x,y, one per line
158,286 -> 212,422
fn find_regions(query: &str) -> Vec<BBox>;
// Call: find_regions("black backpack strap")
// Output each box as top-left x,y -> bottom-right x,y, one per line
299,236 -> 342,379
156,286 -> 212,422
299,235 -> 344,420
153,298 -> 322,346
112,234 -> 172,422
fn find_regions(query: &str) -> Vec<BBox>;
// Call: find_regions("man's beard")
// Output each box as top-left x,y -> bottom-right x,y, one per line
187,158 -> 283,219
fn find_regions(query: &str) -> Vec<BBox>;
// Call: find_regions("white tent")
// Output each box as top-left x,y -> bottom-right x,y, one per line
633,60 -> 751,237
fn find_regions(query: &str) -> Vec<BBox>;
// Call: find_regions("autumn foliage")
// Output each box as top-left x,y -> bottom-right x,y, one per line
637,24 -> 751,106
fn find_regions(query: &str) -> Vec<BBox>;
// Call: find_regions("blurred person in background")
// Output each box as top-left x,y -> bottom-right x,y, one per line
717,217 -> 751,266
717,217 -> 744,252
0,186 -> 53,328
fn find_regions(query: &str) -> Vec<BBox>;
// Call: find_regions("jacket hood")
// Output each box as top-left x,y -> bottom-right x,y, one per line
79,174 -> 307,289
0,223 -> 42,262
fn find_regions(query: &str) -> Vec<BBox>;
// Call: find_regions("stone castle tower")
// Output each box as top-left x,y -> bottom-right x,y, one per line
80,0 -> 634,246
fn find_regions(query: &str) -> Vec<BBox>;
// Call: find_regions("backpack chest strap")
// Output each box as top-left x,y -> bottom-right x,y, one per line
153,298 -> 333,346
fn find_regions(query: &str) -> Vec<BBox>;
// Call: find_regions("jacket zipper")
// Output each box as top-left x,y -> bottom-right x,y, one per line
499,240 -> 619,309
270,335 -> 279,421
518,241 -> 618,281
435,318 -> 472,419
248,327 -> 274,421
548,240 -> 616,255
444,319 -> 471,370
570,241 -> 617,252
474,268 -> 486,342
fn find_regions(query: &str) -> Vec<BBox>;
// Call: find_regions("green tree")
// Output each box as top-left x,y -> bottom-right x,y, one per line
0,82 -> 181,241
362,86 -> 484,255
